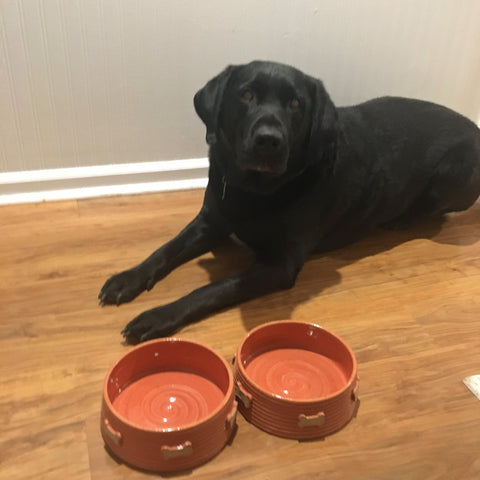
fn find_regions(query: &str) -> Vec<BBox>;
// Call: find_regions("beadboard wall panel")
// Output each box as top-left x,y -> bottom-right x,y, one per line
1,0 -> 480,178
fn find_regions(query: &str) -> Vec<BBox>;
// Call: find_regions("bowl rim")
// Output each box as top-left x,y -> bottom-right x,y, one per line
103,337 -> 234,433
235,320 -> 358,405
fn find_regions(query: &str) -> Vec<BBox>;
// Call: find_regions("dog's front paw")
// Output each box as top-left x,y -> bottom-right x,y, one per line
121,306 -> 180,343
98,267 -> 153,306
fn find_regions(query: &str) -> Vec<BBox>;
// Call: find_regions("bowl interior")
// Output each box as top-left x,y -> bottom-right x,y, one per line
238,322 -> 356,400
106,339 -> 232,429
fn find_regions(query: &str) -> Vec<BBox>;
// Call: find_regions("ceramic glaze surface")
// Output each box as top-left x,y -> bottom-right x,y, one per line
112,371 -> 224,430
245,348 -> 347,400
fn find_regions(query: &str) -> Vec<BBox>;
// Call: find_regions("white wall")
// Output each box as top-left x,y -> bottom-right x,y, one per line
1,0 -> 480,182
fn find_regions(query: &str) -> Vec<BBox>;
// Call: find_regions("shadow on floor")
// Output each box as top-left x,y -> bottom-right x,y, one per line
197,206 -> 480,332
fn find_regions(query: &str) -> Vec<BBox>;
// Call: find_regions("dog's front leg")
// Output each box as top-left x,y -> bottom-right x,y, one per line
98,209 -> 230,306
122,255 -> 304,341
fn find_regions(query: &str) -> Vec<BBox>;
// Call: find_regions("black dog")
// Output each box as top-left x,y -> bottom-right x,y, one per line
99,61 -> 480,342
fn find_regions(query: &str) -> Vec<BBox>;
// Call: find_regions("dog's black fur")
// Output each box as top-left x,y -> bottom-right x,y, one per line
99,61 -> 480,342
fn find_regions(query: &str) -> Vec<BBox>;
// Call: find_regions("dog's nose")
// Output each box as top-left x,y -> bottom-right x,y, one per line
253,126 -> 285,154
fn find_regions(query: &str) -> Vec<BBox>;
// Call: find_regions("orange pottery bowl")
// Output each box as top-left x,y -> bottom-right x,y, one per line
233,321 -> 358,440
101,338 -> 236,472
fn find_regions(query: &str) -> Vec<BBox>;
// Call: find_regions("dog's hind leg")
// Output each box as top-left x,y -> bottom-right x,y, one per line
422,140 -> 480,214
385,139 -> 480,229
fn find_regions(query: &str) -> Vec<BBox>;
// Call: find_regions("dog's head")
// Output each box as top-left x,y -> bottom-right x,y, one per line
194,61 -> 338,194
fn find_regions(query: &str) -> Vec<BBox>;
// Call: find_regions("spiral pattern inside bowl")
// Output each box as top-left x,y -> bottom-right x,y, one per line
245,348 -> 348,400
112,371 -> 224,430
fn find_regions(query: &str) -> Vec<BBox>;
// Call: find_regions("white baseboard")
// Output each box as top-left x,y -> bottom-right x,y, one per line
4,121 -> 480,206
0,158 -> 209,205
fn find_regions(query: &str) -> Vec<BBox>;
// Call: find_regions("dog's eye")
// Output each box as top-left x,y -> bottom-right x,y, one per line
290,98 -> 300,109
241,90 -> 254,102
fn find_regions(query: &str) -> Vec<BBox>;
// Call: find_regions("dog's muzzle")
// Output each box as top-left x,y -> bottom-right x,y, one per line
243,124 -> 288,175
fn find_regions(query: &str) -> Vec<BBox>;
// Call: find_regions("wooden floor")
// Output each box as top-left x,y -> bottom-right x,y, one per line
1,189 -> 479,480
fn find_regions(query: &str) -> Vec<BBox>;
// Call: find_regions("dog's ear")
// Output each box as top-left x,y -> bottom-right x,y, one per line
194,66 -> 234,145
306,76 -> 338,169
